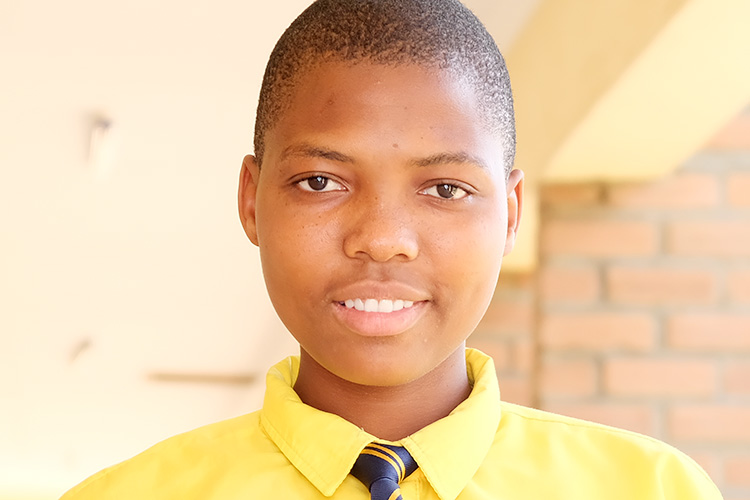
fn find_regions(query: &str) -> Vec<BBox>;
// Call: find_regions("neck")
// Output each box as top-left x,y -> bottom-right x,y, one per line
293,347 -> 472,441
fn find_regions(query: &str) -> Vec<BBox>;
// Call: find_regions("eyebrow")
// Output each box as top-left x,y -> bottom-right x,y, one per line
280,144 -> 489,171
280,144 -> 354,164
410,152 -> 489,171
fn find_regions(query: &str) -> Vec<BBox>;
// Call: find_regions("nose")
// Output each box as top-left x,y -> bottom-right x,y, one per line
342,194 -> 419,263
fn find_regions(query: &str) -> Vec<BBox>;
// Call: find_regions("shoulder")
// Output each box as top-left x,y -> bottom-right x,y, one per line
492,402 -> 723,499
498,401 -> 663,446
60,409 -> 274,499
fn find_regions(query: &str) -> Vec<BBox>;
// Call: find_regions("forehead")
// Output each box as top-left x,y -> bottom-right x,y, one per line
265,61 -> 504,172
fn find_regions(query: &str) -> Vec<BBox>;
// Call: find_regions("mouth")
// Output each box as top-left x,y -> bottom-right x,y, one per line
332,299 -> 427,337
330,280 -> 429,336
338,298 -> 415,313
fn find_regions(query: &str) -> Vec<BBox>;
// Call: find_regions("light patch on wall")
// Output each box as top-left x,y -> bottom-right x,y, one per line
88,115 -> 117,178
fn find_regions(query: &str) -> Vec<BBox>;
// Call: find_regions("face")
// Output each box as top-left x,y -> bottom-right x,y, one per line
239,61 -> 523,386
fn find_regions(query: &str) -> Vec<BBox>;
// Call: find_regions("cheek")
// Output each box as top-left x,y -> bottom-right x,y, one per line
432,207 -> 506,302
439,203 -> 506,259
258,199 -> 339,289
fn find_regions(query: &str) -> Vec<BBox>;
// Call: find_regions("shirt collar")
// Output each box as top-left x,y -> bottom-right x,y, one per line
260,356 -> 374,496
260,349 -> 502,500
402,349 -> 502,500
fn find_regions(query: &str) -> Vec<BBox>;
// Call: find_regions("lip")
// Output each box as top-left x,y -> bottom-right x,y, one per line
331,280 -> 428,303
331,300 -> 428,337
330,280 -> 430,337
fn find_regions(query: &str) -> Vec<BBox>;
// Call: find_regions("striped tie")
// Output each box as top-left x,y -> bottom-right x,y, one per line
350,443 -> 418,500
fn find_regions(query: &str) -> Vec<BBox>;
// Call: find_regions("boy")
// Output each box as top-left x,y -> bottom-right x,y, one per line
62,0 -> 722,498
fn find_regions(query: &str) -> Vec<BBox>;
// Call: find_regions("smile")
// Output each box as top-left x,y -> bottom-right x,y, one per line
341,299 -> 415,313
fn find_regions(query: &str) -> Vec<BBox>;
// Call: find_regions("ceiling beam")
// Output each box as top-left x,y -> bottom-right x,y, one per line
541,0 -> 750,182
497,0 -> 750,270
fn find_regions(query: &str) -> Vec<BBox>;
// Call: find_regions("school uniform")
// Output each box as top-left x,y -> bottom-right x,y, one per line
61,349 -> 721,499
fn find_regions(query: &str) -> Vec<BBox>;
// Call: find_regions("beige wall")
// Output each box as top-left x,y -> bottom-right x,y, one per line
1,2 -> 310,498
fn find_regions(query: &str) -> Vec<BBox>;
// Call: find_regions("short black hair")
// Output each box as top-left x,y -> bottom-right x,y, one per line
254,0 -> 516,175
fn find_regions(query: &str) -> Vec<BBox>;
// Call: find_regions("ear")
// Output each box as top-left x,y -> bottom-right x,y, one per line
238,155 -> 261,246
503,169 -> 524,256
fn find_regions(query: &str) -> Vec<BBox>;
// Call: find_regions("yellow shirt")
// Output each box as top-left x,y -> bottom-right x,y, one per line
61,349 -> 722,499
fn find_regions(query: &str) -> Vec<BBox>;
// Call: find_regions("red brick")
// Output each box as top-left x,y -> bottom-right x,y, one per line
716,490 -> 750,500
728,269 -> 750,303
511,337 -> 536,373
476,298 -> 534,337
540,358 -> 597,398
497,375 -> 533,406
607,173 -> 720,209
539,266 -> 600,304
669,405 -> 750,443
466,336 -> 511,371
685,452 -> 721,482
495,272 -> 536,295
542,184 -> 602,206
706,111 -> 750,149
604,358 -> 716,397
725,361 -> 750,395
542,220 -> 658,258
668,221 -> 750,257
727,172 -> 750,208
667,314 -> 750,352
607,267 -> 718,306
541,313 -> 655,352
543,402 -> 656,436
725,455 -> 750,487
722,492 -> 750,500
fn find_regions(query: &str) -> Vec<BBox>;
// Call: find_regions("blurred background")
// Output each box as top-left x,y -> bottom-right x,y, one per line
1,0 -> 748,498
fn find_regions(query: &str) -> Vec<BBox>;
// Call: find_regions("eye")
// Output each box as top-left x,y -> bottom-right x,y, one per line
422,183 -> 470,200
296,175 -> 345,192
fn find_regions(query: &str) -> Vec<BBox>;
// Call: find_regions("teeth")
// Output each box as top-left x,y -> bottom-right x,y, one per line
343,299 -> 417,313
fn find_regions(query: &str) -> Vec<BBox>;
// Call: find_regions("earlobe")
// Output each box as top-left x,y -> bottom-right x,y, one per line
503,169 -> 524,256
238,155 -> 261,246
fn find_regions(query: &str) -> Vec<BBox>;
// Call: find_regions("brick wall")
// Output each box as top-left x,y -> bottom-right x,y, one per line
471,273 -> 537,407
469,107 -> 750,499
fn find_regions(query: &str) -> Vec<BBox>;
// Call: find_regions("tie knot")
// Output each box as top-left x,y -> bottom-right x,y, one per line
351,443 -> 418,500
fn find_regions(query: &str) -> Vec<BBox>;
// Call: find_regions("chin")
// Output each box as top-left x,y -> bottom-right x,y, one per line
330,360 -> 429,388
